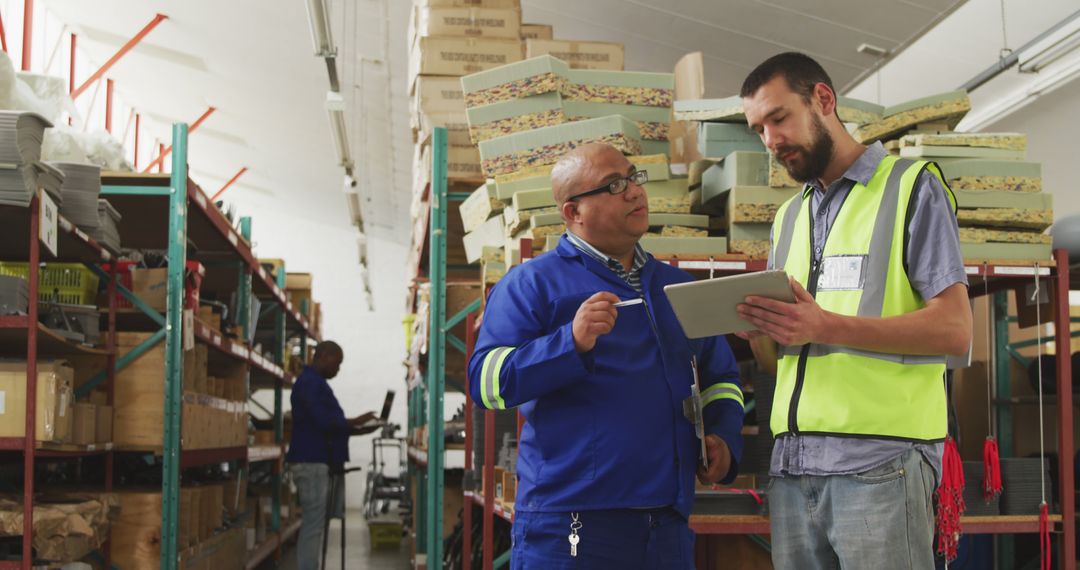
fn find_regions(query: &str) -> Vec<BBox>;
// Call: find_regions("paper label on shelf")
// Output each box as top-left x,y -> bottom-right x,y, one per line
38,190 -> 58,256
0,391 -> 5,414
995,266 -> 1051,276
183,309 -> 195,351
228,232 -> 238,246
965,266 -> 980,275
195,192 -> 206,208
59,392 -> 68,416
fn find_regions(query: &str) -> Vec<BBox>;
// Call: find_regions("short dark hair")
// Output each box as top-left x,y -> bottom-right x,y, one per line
314,340 -> 342,360
740,52 -> 836,104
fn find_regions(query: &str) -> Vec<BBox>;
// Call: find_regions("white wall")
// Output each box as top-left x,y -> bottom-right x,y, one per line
240,193 -> 409,509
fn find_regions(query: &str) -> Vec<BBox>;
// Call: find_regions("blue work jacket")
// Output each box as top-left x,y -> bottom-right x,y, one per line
468,235 -> 745,518
285,366 -> 349,465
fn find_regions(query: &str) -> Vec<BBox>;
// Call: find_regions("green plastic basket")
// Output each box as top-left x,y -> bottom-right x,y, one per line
0,262 -> 100,305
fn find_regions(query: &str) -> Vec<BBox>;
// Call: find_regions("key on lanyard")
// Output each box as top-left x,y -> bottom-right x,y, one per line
568,512 -> 582,557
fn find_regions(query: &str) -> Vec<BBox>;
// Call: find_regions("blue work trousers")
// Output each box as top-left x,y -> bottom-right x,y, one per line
510,507 -> 695,569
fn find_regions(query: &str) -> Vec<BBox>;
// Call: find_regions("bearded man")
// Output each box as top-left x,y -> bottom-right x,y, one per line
736,52 -> 972,569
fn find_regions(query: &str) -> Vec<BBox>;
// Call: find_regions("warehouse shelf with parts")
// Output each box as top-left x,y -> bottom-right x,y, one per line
0,188 -> 120,569
91,123 -> 321,570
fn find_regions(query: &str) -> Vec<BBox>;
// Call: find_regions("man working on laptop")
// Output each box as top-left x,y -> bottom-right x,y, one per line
287,341 -> 383,570
469,143 -> 745,569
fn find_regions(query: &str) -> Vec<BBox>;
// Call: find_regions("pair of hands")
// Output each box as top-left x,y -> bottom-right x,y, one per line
350,412 -> 383,435
735,277 -> 830,346
571,292 -> 735,484
572,277 -> 829,352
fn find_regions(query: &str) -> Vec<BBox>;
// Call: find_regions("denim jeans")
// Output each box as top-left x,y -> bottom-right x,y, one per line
291,463 -> 345,570
510,507 -> 694,570
769,448 -> 936,570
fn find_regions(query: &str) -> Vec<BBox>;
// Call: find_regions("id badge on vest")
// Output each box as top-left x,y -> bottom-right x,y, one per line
817,254 -> 867,291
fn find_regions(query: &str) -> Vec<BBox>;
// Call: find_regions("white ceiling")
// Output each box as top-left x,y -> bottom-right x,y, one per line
39,0 -> 968,251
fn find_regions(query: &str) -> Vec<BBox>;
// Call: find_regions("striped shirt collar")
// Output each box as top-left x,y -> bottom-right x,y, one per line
565,230 -> 648,276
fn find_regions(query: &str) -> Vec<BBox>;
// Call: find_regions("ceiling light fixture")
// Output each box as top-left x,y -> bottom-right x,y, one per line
305,0 -> 336,58
958,46 -> 1080,131
326,91 -> 353,170
1018,16 -> 1080,73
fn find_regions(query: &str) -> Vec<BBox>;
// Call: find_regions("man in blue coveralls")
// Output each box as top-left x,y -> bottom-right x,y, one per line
287,341 -> 382,570
469,143 -> 746,569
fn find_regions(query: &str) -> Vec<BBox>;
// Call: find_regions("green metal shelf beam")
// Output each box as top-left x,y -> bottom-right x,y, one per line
160,122 -> 189,570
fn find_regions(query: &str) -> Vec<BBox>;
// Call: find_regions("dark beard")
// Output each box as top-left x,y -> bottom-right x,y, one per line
777,114 -> 834,183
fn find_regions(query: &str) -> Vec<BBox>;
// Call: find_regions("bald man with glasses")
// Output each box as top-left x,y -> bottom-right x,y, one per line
468,143 -> 746,569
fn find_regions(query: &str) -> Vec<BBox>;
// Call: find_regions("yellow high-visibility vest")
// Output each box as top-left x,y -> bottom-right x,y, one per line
769,155 -> 956,442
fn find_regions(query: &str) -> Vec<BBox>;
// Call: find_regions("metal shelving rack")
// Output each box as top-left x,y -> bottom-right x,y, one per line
405,127 -> 483,569
457,244 -> 1077,568
99,123 -> 321,569
0,195 -> 118,570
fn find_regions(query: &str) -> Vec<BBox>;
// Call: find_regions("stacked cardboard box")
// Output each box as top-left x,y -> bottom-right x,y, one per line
408,0 -> 525,202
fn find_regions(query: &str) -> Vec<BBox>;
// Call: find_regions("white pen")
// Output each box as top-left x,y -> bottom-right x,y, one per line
614,298 -> 644,308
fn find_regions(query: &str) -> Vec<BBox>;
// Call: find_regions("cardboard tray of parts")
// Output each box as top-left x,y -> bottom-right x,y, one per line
0,492 -> 118,563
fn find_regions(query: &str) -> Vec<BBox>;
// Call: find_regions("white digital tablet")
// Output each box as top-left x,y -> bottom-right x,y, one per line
663,270 -> 795,338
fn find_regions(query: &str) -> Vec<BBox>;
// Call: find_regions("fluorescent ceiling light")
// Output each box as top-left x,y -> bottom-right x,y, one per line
959,46 -> 1080,131
1019,16 -> 1080,73
326,92 -> 352,169
305,0 -> 336,57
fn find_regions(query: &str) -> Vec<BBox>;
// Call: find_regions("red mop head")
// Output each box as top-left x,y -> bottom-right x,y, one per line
935,436 -> 965,562
982,437 -> 1002,501
1039,502 -> 1051,570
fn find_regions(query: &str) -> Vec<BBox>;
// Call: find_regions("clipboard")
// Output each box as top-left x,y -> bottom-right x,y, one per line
663,270 -> 795,338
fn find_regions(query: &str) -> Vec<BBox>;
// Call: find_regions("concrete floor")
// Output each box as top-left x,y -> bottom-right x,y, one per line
274,510 -> 411,570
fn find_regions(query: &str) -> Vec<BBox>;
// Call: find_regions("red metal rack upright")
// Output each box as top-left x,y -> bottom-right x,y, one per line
0,196 -> 118,570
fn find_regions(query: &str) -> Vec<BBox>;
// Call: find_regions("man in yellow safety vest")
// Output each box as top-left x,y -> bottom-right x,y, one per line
736,52 -> 973,568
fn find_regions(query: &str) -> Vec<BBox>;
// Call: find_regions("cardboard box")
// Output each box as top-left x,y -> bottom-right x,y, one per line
72,402 -> 96,445
131,268 -> 168,312
96,404 -> 113,443
413,75 -> 467,115
525,39 -> 624,70
520,23 -> 553,40
285,272 -> 312,291
409,36 -> 524,82
414,7 -> 522,40
0,361 -> 74,442
416,111 -> 473,147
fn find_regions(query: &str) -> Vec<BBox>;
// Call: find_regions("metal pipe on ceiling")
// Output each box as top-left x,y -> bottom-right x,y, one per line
960,8 -> 1080,93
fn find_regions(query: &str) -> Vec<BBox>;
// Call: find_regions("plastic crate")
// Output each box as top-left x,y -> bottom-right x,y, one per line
0,262 -> 100,305
367,519 -> 402,549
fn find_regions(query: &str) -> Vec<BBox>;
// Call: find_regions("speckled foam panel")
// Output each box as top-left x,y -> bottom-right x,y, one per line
561,83 -> 673,107
729,240 -> 771,259
955,208 -> 1052,231
648,194 -> 691,214
948,176 -> 1042,193
768,154 -> 799,188
959,227 -> 1052,244
853,91 -> 971,143
469,109 -> 568,144
900,132 -> 1027,151
730,203 -> 782,224
464,72 -> 567,108
478,116 -> 642,177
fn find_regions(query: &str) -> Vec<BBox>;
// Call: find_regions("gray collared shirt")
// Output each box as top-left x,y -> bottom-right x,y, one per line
564,230 -> 649,294
766,142 -> 968,481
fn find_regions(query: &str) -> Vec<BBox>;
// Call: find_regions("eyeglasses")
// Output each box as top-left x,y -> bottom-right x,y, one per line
569,170 -> 649,201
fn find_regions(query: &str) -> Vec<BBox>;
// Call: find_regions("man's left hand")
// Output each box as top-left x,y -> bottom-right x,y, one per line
736,277 -> 832,347
697,435 -> 732,485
